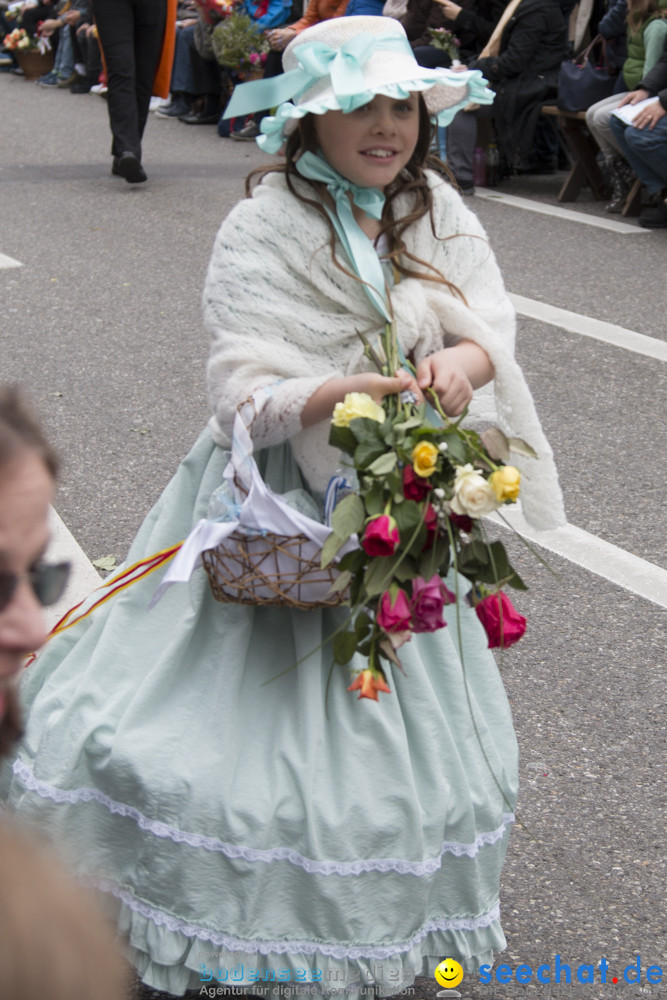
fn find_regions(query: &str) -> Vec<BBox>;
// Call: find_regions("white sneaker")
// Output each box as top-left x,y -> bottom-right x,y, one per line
90,83 -> 108,95
150,96 -> 169,111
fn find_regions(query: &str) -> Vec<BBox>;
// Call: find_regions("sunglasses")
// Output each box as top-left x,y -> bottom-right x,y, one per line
0,562 -> 71,615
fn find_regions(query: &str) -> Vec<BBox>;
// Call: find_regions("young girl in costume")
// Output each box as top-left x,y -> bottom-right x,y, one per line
1,16 -> 565,997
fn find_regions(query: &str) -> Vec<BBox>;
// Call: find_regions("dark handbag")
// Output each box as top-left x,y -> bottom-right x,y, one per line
557,35 -> 619,113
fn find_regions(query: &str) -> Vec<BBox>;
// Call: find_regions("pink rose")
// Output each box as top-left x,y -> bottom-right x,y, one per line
410,574 -> 456,633
249,51 -> 260,64
403,466 -> 432,501
361,515 -> 400,557
475,591 -> 527,649
376,589 -> 412,634
423,502 -> 438,550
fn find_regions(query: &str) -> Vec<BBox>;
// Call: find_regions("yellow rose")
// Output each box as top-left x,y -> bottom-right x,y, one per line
412,441 -> 439,478
489,466 -> 521,503
450,464 -> 499,517
332,392 -> 386,428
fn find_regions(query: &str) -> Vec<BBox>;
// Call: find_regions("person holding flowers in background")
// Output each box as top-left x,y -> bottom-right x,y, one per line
2,16 -> 565,998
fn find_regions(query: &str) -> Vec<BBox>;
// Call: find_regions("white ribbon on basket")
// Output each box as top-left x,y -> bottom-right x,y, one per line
148,390 -> 357,608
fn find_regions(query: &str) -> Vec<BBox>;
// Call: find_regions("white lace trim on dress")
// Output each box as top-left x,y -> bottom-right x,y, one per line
14,759 -> 514,876
93,875 -> 502,957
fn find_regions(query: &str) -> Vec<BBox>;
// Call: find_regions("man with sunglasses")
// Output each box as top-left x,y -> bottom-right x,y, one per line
0,386 -> 70,755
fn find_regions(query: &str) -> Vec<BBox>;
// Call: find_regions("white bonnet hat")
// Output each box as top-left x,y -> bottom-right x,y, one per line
223,16 -> 493,153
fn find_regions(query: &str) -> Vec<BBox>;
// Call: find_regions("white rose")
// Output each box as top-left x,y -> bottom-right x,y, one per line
450,464 -> 499,518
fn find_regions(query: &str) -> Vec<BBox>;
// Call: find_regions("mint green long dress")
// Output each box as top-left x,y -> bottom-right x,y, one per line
1,428 -> 517,996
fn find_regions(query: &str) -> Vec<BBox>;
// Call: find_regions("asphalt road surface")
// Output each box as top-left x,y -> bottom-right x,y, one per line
1,71 -> 665,1000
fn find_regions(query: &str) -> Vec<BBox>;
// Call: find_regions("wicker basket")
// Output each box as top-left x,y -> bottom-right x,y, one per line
200,394 -> 351,610
202,531 -> 347,609
16,48 -> 55,80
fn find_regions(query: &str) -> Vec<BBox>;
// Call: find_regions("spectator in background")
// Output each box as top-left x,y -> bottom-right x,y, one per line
432,0 -> 567,191
92,0 -> 177,182
36,1 -> 91,87
228,0 -> 339,139
611,37 -> 667,225
403,0 -> 505,69
471,0 -> 568,173
154,1 -> 199,118
586,0 -> 667,211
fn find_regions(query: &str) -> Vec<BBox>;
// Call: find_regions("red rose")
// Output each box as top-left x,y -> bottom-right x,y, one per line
475,591 -> 527,648
403,466 -> 432,501
410,574 -> 456,633
361,515 -> 400,557
376,589 -> 412,634
448,511 -> 473,534
423,502 -> 438,550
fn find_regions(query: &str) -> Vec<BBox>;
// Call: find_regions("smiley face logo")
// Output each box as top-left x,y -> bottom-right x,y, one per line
435,958 -> 464,989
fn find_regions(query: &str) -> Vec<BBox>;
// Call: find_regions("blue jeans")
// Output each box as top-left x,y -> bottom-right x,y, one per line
170,23 -> 196,94
53,23 -> 75,78
610,112 -> 667,195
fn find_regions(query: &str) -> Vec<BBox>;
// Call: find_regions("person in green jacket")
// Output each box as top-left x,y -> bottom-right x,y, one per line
585,0 -> 667,211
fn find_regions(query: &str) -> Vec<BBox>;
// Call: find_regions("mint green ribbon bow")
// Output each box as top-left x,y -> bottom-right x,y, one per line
224,32 -> 414,121
295,151 -> 391,321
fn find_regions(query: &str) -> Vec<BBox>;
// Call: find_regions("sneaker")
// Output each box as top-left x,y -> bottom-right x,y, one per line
90,83 -> 107,95
38,71 -> 59,87
56,71 -> 79,88
150,95 -> 168,111
230,120 -> 260,141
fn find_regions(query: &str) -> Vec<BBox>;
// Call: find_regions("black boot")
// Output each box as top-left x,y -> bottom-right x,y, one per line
605,155 -> 633,213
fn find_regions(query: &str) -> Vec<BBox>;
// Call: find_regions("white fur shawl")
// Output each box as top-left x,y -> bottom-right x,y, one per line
203,169 -> 565,529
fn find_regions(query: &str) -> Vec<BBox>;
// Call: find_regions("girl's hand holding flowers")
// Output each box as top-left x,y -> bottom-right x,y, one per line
416,342 -> 494,416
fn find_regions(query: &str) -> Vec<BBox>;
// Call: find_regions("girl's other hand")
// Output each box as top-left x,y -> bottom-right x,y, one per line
416,342 -> 494,416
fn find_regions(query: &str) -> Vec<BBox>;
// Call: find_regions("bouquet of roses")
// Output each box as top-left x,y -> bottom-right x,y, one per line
3,25 -> 50,52
427,27 -> 460,63
322,324 -> 534,702
212,10 -> 269,75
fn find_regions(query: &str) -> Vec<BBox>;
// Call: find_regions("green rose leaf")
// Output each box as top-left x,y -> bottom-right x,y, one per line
354,438 -> 388,469
332,630 -> 359,666
367,451 -> 398,476
320,532 -> 347,569
331,493 -> 365,538
363,553 -> 403,597
329,424 -> 358,455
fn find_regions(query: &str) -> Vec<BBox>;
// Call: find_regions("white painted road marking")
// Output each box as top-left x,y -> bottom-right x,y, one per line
0,252 -> 22,269
511,294 -> 667,361
475,189 -> 651,234
45,508 -> 101,630
490,506 -> 667,609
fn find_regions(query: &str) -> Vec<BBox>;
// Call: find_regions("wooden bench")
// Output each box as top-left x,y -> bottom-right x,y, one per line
542,105 -> 643,215
541,104 -> 607,202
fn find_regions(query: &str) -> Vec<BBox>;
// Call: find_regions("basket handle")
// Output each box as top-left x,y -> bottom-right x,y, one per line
229,389 -> 270,499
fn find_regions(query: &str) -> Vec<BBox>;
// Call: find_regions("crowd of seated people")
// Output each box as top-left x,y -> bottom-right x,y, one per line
2,0 -> 666,223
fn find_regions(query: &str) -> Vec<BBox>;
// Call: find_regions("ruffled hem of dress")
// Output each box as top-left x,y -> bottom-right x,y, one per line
96,879 -> 507,997
13,758 -> 514,876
